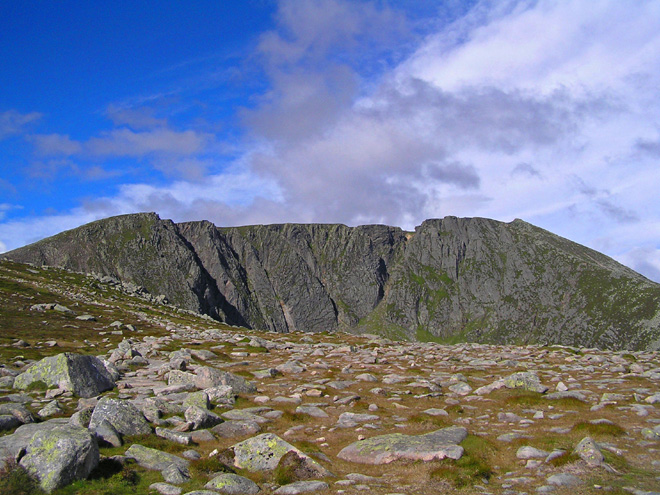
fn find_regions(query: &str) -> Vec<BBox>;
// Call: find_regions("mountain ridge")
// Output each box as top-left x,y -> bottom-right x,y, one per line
4,212 -> 660,350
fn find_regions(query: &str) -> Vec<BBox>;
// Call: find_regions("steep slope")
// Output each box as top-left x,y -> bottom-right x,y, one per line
4,212 -> 660,350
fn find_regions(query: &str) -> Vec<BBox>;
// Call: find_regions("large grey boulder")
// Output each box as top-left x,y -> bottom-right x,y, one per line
0,418 -> 69,460
13,353 -> 115,398
205,473 -> 260,494
337,425 -> 467,464
125,444 -> 190,472
229,433 -> 330,475
503,371 -> 548,393
194,367 -> 256,394
573,437 -> 604,467
89,397 -> 151,436
19,425 -> 99,493
185,405 -> 224,430
273,481 -> 329,495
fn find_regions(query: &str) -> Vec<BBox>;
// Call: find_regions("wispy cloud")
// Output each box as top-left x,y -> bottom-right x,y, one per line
0,110 -> 42,139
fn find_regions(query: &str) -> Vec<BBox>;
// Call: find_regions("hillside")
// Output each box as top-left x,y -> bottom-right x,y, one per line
4,212 -> 660,350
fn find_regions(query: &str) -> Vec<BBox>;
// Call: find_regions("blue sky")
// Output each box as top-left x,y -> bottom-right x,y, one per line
2,0 -> 660,283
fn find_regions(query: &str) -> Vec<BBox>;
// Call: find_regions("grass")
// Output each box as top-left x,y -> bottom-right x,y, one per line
573,421 -> 626,437
429,435 -> 496,488
0,458 -> 44,495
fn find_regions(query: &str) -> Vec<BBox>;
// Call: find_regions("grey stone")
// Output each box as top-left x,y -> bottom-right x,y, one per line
150,483 -> 183,495
504,372 -> 548,393
0,414 -> 21,431
573,437 -> 604,467
89,397 -> 151,436
205,473 -> 261,494
162,463 -> 191,484
13,353 -> 115,398
516,446 -> 549,459
296,405 -> 329,418
185,405 -> 223,429
156,427 -> 193,445
183,391 -> 210,410
273,481 -> 329,494
0,418 -> 69,460
19,425 -> 99,493
212,420 -> 261,438
337,412 -> 379,428
93,418 -> 123,447
125,444 -> 190,472
337,426 -> 467,464
231,433 -> 331,475
547,473 -> 583,486
204,385 -> 236,405
0,403 -> 36,424
194,367 -> 256,394
38,400 -> 63,418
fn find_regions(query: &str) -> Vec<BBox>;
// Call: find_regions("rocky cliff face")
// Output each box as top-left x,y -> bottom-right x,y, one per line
5,212 -> 660,350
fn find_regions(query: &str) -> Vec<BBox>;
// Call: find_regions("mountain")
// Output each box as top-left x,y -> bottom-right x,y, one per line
4,212 -> 660,350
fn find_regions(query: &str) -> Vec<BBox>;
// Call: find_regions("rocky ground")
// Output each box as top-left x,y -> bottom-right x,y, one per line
0,259 -> 659,495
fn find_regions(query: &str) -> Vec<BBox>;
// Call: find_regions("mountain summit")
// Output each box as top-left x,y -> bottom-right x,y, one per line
4,212 -> 660,350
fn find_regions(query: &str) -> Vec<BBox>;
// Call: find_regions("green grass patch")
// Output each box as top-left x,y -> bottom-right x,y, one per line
502,390 -> 545,407
573,421 -> 626,437
429,435 -> 495,488
0,458 -> 44,495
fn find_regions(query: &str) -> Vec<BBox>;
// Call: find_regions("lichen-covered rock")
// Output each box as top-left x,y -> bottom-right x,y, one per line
230,433 -> 330,475
573,437 -> 604,467
273,481 -> 329,494
194,367 -> 256,394
212,420 -> 261,438
92,419 -> 123,447
168,370 -> 196,387
19,425 -> 99,493
337,426 -> 467,464
204,385 -> 236,405
0,414 -> 21,431
183,391 -> 210,410
0,418 -> 69,460
205,473 -> 260,494
185,405 -> 223,430
0,403 -> 36,424
504,371 -> 548,393
89,397 -> 151,436
125,444 -> 190,472
13,353 -> 115,398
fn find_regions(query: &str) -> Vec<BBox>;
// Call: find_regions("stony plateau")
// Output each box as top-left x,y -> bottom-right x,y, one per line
4,212 -> 660,350
0,259 -> 659,494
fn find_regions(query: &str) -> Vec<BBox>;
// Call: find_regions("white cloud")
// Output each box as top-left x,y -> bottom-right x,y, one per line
0,110 -> 42,139
87,128 -> 211,157
3,0 -> 660,284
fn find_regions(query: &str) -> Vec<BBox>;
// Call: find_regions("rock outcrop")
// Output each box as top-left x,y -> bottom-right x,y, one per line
4,212 -> 660,350
13,353 -> 116,398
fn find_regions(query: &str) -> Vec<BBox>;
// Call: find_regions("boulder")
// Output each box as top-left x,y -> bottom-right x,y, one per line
13,353 -> 115,398
337,426 -> 467,464
125,444 -> 190,472
0,403 -> 36,424
273,481 -> 329,494
19,425 -> 99,493
185,405 -> 224,430
194,367 -> 257,394
89,397 -> 151,436
205,473 -> 261,494
503,371 -> 548,393
230,433 -> 331,475
212,420 -> 261,438
0,418 -> 69,460
573,437 -> 604,467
